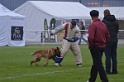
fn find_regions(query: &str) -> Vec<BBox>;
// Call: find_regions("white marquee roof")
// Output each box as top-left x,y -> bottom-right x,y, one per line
15,1 -> 91,19
0,3 -> 24,17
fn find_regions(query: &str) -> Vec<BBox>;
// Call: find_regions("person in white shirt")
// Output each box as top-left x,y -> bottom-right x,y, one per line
51,21 -> 82,66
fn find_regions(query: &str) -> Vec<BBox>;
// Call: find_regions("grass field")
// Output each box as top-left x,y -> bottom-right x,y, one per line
0,45 -> 124,82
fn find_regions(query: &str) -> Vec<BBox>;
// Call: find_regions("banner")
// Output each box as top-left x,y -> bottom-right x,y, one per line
11,26 -> 23,41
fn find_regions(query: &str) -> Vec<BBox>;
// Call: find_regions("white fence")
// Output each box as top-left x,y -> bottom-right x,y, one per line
26,30 -> 124,45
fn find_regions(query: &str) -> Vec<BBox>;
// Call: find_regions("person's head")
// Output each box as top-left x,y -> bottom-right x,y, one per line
90,10 -> 99,20
104,9 -> 111,17
70,20 -> 76,29
80,21 -> 83,25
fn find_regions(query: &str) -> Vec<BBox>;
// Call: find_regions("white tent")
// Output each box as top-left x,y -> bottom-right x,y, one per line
0,3 -> 25,46
89,7 -> 124,20
14,1 -> 91,42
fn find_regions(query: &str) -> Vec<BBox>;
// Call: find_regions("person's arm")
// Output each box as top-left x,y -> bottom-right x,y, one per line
116,21 -> 119,33
88,24 -> 96,49
106,30 -> 110,43
51,23 -> 66,35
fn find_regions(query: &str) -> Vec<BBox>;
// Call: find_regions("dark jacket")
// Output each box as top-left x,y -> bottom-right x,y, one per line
102,15 -> 119,43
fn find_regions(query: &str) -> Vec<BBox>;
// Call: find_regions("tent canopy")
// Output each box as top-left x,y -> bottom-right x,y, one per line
89,7 -> 124,20
0,3 -> 25,46
14,1 -> 91,42
0,3 -> 24,17
15,1 -> 91,19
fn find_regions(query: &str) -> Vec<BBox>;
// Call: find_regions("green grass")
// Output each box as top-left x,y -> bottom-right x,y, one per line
0,45 -> 124,82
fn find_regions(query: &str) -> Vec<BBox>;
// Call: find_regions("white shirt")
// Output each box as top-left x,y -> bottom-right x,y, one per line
52,22 -> 81,39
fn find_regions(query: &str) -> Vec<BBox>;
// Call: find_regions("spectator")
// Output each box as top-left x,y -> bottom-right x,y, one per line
87,10 -> 110,82
102,9 -> 119,74
51,20 -> 82,66
78,21 -> 88,45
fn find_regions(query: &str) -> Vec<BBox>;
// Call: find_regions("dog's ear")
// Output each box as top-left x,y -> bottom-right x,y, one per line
57,47 -> 59,50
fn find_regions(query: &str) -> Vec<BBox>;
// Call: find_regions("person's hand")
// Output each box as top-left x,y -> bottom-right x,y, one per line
50,33 -> 54,36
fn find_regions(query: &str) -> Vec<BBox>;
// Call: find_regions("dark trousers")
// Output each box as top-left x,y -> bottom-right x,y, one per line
89,47 -> 108,82
104,42 -> 117,73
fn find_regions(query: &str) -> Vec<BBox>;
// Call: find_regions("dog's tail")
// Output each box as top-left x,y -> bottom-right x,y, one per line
31,51 -> 38,56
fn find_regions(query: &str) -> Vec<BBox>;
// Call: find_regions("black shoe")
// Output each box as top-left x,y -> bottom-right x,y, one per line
78,43 -> 81,45
111,72 -> 118,74
76,63 -> 82,66
106,72 -> 111,74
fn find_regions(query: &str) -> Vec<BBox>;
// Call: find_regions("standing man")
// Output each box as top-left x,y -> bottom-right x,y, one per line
78,21 -> 87,45
51,20 -> 82,66
102,9 -> 119,74
87,10 -> 110,82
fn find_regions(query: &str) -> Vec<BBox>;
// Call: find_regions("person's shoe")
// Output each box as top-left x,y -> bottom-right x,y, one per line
86,80 -> 89,82
111,71 -> 118,74
54,63 -> 62,66
54,63 -> 59,66
78,43 -> 81,45
76,63 -> 82,66
106,72 -> 111,74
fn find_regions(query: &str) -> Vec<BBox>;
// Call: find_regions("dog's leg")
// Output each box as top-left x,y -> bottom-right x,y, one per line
30,61 -> 33,66
34,58 -> 41,66
30,58 -> 40,66
30,60 -> 38,66
44,57 -> 49,66
52,57 -> 56,61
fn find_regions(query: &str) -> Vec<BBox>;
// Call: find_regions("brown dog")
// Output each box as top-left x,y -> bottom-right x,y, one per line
30,47 -> 60,66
